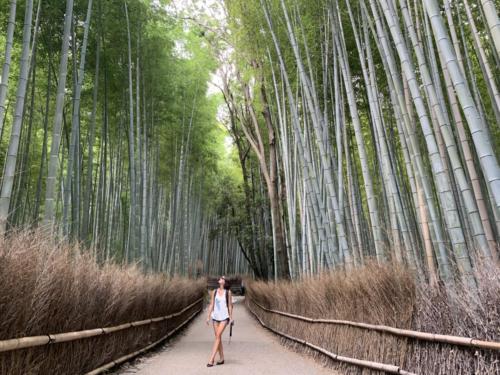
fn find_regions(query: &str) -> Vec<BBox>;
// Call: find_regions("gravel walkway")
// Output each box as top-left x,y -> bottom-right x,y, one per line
116,297 -> 336,375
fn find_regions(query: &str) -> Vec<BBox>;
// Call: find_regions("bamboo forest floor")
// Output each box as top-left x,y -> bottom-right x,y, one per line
115,297 -> 336,375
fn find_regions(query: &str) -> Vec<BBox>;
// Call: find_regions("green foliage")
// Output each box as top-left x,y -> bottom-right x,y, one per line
0,0 -> 243,260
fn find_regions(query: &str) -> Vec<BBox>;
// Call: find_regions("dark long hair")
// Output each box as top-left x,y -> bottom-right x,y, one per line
220,275 -> 230,290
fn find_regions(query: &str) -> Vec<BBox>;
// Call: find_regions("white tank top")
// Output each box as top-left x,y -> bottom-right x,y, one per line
211,289 -> 230,320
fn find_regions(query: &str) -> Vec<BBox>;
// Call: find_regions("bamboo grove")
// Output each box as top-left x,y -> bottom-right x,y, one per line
0,0 -> 248,276
219,0 -> 500,283
1,0 -> 499,285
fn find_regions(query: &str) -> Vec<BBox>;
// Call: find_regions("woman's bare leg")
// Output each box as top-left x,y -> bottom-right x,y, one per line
211,321 -> 224,360
217,326 -> 225,362
209,321 -> 220,364
209,321 -> 228,364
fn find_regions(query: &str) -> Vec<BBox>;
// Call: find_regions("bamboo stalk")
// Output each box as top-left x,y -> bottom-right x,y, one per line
250,299 -> 500,351
85,307 -> 202,375
247,301 -> 415,374
0,297 -> 203,352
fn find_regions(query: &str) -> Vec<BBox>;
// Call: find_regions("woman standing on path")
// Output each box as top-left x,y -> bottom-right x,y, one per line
206,275 -> 233,367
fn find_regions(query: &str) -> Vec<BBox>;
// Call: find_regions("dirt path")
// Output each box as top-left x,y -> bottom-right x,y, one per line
116,297 -> 336,375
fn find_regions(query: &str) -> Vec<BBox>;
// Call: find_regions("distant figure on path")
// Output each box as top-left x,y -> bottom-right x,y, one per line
206,275 -> 233,367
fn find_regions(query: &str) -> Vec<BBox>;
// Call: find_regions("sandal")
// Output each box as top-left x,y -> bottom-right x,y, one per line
216,360 -> 225,365
207,361 -> 214,367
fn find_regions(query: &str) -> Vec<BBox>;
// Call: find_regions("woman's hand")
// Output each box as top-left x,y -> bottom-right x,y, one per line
206,318 -> 210,326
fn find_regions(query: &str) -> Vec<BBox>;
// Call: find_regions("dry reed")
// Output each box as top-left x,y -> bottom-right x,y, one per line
0,229 -> 205,375
246,262 -> 500,374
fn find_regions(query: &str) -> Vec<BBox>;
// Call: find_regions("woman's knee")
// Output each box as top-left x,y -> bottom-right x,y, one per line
216,328 -> 225,338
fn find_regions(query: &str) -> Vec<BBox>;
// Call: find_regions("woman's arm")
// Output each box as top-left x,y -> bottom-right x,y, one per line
206,289 -> 215,325
228,290 -> 233,322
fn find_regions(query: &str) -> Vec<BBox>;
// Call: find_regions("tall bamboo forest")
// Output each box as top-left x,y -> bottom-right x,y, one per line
0,0 -> 499,374
0,0 -> 499,284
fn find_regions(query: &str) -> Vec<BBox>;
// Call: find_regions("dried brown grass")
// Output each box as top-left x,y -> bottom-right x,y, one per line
0,229 -> 205,375
246,261 -> 500,374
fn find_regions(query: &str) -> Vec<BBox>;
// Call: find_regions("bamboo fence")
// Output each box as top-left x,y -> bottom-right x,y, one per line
247,300 -> 416,374
86,307 -> 202,374
0,297 -> 204,353
250,299 -> 500,351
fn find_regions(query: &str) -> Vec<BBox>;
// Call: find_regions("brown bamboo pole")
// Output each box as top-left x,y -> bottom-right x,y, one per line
86,307 -> 202,375
250,299 -> 500,351
0,297 -> 203,352
247,302 -> 415,375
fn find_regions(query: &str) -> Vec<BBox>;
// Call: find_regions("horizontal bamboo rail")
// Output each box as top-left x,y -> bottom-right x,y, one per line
0,297 -> 204,353
86,306 -> 202,375
250,299 -> 500,351
247,302 -> 415,375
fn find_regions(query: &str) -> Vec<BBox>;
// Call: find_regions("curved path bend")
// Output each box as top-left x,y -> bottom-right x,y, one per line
116,297 -> 336,375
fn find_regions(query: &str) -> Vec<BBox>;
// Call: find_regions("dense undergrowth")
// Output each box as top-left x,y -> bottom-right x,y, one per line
247,262 -> 500,374
0,230 -> 205,375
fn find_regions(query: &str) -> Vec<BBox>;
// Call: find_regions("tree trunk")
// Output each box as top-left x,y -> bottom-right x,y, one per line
0,0 -> 17,137
0,0 -> 33,235
43,0 -> 74,227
